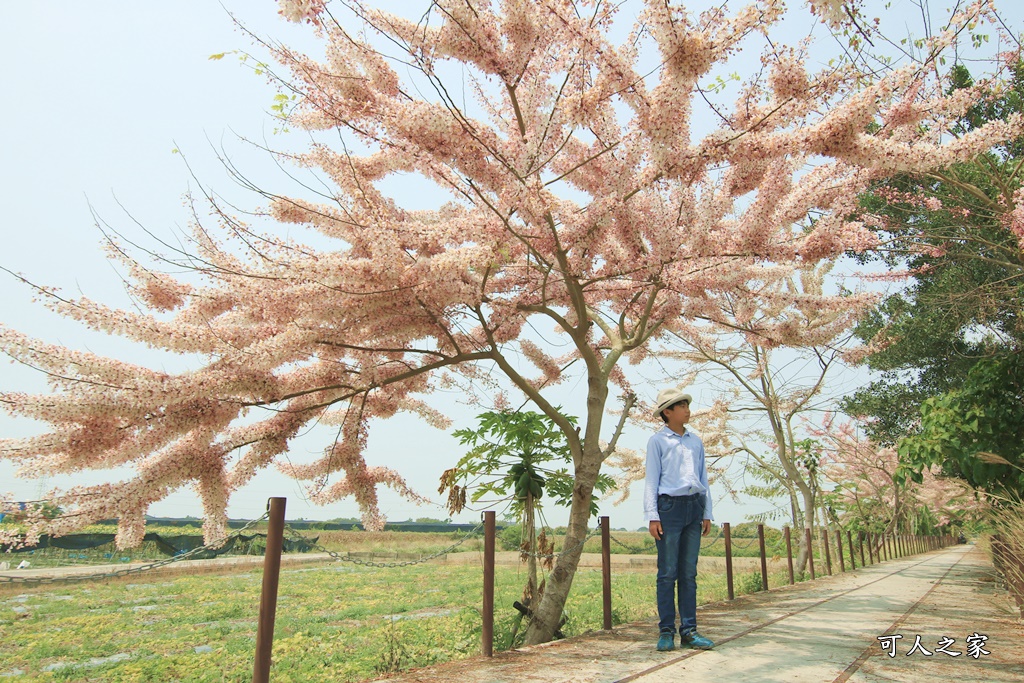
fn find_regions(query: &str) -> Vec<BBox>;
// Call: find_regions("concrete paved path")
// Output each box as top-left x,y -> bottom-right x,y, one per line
373,544 -> 1023,683
623,544 -> 1021,683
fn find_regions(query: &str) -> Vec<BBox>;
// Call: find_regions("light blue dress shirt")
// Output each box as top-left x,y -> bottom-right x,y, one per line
643,426 -> 713,523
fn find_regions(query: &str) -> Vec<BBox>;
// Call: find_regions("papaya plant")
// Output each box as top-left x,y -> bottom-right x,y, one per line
439,409 -> 615,643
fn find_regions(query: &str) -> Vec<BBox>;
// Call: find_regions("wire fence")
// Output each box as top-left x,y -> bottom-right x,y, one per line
607,528 -> 726,553
1,519 -> 922,586
606,528 -> 797,555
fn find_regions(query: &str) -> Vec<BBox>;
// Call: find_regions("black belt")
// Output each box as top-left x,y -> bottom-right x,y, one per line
659,492 -> 702,501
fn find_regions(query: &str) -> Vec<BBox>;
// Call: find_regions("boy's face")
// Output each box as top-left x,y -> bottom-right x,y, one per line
663,400 -> 690,425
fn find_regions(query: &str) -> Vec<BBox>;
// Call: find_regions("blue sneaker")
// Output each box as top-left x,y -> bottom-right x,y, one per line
681,631 -> 714,650
656,631 -> 675,651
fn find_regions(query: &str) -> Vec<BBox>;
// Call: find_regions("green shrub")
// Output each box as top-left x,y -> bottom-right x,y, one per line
737,572 -> 763,594
499,524 -> 524,551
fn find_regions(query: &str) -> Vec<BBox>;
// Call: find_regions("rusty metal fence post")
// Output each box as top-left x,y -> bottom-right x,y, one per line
784,527 -> 794,585
757,524 -> 768,591
821,529 -> 832,576
482,510 -> 495,657
723,522 -> 734,600
253,497 -> 286,683
601,516 -> 612,630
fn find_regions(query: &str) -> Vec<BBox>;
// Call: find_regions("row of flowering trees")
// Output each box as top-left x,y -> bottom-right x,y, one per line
1,0 -> 1021,643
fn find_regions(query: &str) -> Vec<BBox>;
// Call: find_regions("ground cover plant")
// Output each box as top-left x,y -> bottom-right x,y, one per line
0,557 -> 792,682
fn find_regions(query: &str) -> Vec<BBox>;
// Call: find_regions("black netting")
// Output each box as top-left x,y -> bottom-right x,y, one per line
1,532 -> 318,557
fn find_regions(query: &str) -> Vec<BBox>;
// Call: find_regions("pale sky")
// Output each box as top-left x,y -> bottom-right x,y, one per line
1,1 -> 1019,528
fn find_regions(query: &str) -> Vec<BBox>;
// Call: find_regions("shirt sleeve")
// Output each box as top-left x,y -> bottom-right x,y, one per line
698,438 -> 713,521
643,434 -> 662,524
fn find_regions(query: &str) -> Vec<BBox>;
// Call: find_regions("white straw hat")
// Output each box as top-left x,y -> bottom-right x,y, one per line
652,387 -> 693,417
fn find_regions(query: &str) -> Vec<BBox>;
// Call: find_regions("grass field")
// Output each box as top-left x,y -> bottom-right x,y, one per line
0,545 -> 796,682
0,521 -> 841,681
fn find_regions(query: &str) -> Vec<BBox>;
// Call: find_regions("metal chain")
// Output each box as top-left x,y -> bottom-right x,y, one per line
281,522 -> 484,569
731,536 -> 761,550
0,512 -> 271,586
515,526 -> 602,560
610,533 -> 655,554
608,528 -> 725,554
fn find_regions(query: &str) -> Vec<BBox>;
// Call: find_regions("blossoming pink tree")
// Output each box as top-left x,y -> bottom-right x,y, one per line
816,418 -> 987,537
661,261 -> 874,572
1,0 -> 1019,643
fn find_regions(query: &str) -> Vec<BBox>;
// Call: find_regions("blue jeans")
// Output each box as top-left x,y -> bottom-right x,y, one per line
655,493 -> 704,635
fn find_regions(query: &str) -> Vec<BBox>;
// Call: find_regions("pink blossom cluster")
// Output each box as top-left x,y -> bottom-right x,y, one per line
1003,187 -> 1024,251
278,0 -> 325,25
816,419 -> 987,529
808,0 -> 849,28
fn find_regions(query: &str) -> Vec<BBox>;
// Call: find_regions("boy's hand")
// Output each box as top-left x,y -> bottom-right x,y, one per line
702,519 -> 711,536
649,521 -> 663,540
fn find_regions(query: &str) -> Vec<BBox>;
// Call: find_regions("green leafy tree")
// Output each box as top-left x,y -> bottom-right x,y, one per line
898,355 -> 1024,498
844,62 -> 1024,446
666,266 -> 861,576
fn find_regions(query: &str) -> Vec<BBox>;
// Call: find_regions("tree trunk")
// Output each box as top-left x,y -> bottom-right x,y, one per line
796,532 -> 809,574
787,486 -> 809,573
796,485 -> 816,574
525,492 -> 538,605
522,455 -> 600,644
522,364 -> 611,645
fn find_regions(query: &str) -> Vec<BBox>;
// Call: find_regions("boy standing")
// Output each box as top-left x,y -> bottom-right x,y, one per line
644,387 -> 714,651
